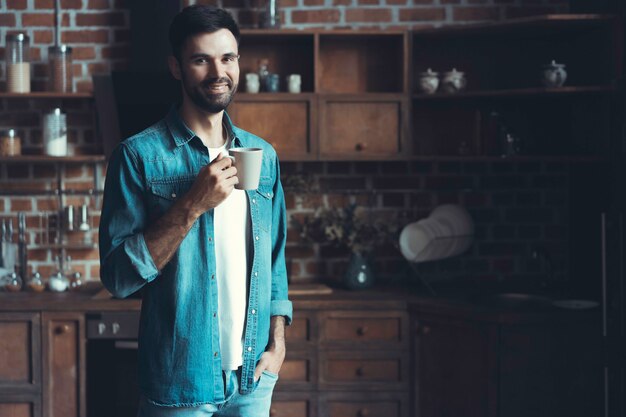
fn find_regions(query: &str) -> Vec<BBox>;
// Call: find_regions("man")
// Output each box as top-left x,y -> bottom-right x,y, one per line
98,5 -> 292,416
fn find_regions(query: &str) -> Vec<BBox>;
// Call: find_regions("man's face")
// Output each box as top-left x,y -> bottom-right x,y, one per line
172,29 -> 240,114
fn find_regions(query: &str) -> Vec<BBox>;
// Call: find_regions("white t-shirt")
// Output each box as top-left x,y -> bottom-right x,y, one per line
208,144 -> 250,371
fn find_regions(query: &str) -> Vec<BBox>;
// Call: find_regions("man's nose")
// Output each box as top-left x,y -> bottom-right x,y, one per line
207,60 -> 226,78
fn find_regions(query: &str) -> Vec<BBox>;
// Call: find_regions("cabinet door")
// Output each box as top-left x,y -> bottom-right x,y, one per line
42,312 -> 85,417
318,96 -> 410,160
228,95 -> 317,160
0,312 -> 41,393
0,395 -> 41,417
414,317 -> 497,417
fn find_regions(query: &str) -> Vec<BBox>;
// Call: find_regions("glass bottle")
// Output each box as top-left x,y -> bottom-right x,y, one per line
261,0 -> 281,28
48,45 -> 74,93
258,59 -> 270,92
0,129 -> 22,156
6,33 -> 31,93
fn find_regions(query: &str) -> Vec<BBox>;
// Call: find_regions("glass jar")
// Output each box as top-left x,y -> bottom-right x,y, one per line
3,271 -> 23,292
6,33 -> 31,93
0,129 -> 22,156
48,45 -> 73,93
26,271 -> 46,293
43,108 -> 67,156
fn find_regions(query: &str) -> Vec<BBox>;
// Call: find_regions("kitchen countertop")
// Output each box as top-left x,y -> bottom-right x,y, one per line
0,281 -> 600,324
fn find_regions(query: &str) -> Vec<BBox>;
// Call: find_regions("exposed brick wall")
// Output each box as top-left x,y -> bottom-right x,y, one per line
283,160 -> 571,288
0,0 -> 572,287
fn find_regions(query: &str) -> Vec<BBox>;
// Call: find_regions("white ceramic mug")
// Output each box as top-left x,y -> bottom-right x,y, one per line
226,147 -> 263,190
286,74 -> 301,93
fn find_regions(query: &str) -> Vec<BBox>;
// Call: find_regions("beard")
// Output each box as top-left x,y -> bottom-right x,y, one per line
181,71 -> 238,114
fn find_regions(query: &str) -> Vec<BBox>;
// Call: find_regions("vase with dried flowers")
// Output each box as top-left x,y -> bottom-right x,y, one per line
294,204 -> 399,289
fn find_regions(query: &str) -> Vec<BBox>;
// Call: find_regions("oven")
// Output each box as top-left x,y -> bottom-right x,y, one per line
86,311 -> 141,417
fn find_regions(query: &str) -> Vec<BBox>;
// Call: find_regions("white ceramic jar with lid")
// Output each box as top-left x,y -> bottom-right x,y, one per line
43,108 -> 68,156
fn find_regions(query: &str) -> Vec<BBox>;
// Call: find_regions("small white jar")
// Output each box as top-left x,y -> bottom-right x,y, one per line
286,74 -> 301,94
246,73 -> 260,93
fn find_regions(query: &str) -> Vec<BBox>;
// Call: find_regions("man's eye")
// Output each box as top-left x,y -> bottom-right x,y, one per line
194,58 -> 208,64
224,56 -> 237,63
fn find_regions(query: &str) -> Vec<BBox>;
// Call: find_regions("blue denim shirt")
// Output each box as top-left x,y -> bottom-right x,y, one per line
99,106 -> 292,406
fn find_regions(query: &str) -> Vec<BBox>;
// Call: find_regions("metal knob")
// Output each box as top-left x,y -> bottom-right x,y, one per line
355,142 -> 367,151
357,408 -> 370,417
356,326 -> 368,336
355,367 -> 365,377
55,324 -> 70,334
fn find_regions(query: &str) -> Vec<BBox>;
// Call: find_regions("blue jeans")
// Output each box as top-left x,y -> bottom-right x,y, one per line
137,370 -> 278,417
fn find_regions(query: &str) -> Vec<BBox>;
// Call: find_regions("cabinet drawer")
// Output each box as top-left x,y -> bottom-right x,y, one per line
325,359 -> 400,383
269,400 -> 309,417
320,392 -> 408,417
272,392 -> 316,417
286,315 -> 312,344
320,311 -> 408,348
276,351 -> 316,391
0,402 -> 33,417
320,351 -> 409,390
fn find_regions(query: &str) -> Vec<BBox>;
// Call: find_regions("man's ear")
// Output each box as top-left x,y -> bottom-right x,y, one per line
168,55 -> 182,81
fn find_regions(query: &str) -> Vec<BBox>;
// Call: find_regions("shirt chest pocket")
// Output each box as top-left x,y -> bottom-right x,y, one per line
148,179 -> 199,230
254,183 -> 274,233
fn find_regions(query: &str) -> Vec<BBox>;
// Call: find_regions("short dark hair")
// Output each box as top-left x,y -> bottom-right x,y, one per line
169,5 -> 240,62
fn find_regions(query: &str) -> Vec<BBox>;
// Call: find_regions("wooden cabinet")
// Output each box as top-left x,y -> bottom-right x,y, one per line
41,312 -> 86,417
275,308 -> 410,417
230,30 -> 409,161
412,312 -> 603,417
0,311 -> 85,417
0,312 -> 42,417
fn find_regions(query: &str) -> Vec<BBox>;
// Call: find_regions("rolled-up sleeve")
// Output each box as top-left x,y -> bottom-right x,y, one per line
99,143 -> 158,298
270,155 -> 293,325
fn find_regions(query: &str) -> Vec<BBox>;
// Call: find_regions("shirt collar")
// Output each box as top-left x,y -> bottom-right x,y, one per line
165,105 -> 241,148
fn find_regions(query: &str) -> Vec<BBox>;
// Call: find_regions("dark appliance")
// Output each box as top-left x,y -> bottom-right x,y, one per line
86,311 -> 141,417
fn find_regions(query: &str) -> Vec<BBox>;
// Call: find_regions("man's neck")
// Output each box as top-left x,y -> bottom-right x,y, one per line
179,99 -> 226,148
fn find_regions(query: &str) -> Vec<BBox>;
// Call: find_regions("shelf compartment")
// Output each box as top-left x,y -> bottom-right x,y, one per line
318,95 -> 410,160
228,94 -> 317,161
411,15 -> 619,94
239,32 -> 315,93
318,32 -> 407,94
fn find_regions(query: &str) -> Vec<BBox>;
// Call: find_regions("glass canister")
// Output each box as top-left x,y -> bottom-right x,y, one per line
0,129 -> 22,156
48,45 -> 74,93
43,108 -> 67,156
6,33 -> 31,93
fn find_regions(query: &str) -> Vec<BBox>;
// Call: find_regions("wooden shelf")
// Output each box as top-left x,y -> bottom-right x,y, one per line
29,243 -> 97,250
0,155 -> 106,163
412,14 -> 618,38
314,155 -> 606,162
0,92 -> 93,99
412,85 -> 618,100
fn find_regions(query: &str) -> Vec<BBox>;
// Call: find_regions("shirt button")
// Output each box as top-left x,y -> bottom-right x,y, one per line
211,274 -> 215,280
254,272 -> 258,277
266,193 -> 271,197
252,198 -> 256,204
247,347 -> 252,352
171,193 -> 177,198
251,309 -> 256,314
208,237 -> 212,242
214,352 -> 218,357
255,236 -> 259,241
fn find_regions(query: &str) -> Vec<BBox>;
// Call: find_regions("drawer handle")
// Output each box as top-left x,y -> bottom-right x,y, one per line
355,366 -> 365,377
356,326 -> 368,336
357,408 -> 370,417
355,142 -> 367,151
55,324 -> 70,334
